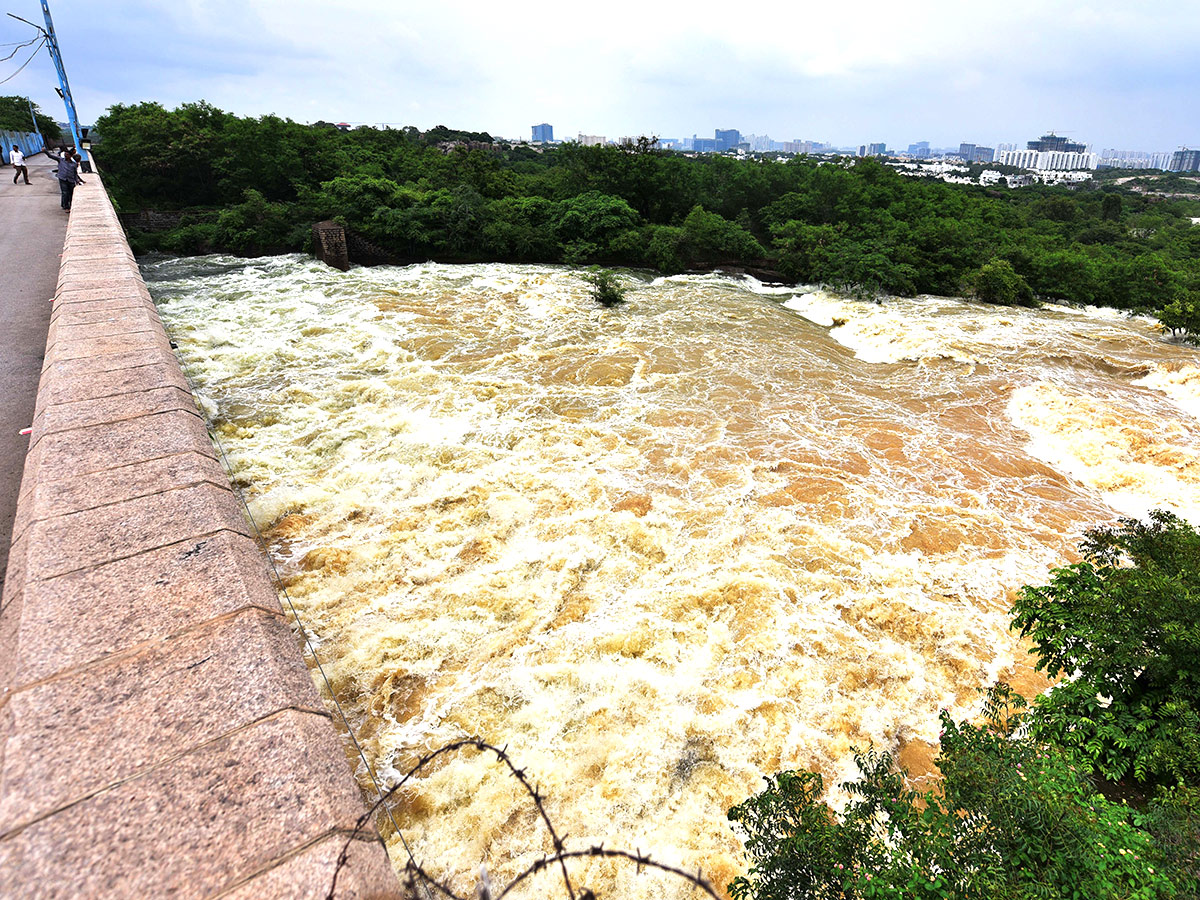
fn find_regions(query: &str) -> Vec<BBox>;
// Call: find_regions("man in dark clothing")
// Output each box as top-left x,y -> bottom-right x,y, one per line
48,147 -> 84,210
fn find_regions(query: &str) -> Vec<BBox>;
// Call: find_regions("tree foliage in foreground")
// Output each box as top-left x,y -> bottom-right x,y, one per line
728,687 -> 1194,900
730,514 -> 1200,898
1013,511 -> 1200,786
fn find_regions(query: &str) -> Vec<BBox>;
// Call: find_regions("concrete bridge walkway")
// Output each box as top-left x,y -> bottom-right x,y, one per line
0,152 -> 64,594
0,161 -> 403,897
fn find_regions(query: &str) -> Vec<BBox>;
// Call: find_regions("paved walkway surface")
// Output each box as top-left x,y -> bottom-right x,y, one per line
0,166 -> 403,897
0,153 -> 65,597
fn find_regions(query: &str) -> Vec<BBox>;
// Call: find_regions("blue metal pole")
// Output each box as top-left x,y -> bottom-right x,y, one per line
27,97 -> 42,152
39,0 -> 86,162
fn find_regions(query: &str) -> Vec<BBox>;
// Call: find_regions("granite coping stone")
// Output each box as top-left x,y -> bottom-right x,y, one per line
50,298 -> 157,321
0,608 -> 326,833
30,384 -> 198,444
54,283 -> 154,305
0,711 -> 387,899
35,359 -> 189,407
34,347 -> 182,386
0,531 -> 26,616
49,315 -> 165,345
19,480 -> 252,583
1,531 -> 284,688
43,329 -> 173,366
12,448 -> 228,545
22,409 -> 215,490
50,306 -> 163,329
59,259 -> 141,276
218,832 -> 405,900
55,280 -> 154,303
56,243 -> 135,261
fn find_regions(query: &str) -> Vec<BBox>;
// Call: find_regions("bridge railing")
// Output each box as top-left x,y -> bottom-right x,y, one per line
0,129 -> 46,162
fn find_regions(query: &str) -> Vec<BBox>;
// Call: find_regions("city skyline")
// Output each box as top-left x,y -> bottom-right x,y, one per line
1,1 -> 1198,152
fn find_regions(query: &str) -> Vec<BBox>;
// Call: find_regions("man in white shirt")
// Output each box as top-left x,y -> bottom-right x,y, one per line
9,147 -> 29,185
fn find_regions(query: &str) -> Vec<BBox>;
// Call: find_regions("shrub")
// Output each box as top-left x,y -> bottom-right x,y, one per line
1012,511 -> 1200,785
582,267 -> 627,307
970,259 -> 1036,307
727,686 -> 1188,900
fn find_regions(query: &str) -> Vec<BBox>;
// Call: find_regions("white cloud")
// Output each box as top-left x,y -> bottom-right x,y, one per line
4,0 -> 1197,148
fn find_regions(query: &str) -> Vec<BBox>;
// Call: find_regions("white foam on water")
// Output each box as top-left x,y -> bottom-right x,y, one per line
145,256 -> 1200,898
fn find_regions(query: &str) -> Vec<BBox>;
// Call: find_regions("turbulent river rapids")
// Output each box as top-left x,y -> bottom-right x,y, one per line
145,255 -> 1200,897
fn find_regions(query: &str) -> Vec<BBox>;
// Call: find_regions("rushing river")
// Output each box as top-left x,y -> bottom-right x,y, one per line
145,255 -> 1200,898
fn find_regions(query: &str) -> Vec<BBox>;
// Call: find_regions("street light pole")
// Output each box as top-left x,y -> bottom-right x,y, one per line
39,0 -> 86,162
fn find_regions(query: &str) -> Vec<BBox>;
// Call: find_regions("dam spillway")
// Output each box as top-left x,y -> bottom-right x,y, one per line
143,256 -> 1200,897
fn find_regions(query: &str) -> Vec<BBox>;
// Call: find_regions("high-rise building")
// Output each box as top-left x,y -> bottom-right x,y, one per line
907,141 -> 931,158
997,149 -> 1097,171
1170,149 -> 1200,172
958,143 -> 976,161
714,129 -> 741,152
576,134 -> 606,146
531,123 -> 553,142
1027,133 -> 1086,153
693,136 -> 718,153
867,142 -> 887,157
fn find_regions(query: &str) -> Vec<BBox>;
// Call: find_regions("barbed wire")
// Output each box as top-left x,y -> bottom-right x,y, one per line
327,738 -> 720,900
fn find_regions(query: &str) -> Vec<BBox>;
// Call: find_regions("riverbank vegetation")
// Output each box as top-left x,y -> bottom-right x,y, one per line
0,94 -> 61,140
729,513 -> 1200,899
94,102 -> 1200,334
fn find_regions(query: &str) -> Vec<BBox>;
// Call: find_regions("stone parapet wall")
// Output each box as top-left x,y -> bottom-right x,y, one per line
0,172 -> 402,898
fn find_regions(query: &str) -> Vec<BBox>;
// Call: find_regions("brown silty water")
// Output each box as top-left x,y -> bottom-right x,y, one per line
146,256 -> 1200,898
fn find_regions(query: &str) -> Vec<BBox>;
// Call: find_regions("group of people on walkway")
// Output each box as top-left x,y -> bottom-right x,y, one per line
6,144 -> 86,210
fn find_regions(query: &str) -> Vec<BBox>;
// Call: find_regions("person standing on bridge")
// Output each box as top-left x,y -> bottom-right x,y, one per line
9,147 -> 29,185
48,146 -> 84,211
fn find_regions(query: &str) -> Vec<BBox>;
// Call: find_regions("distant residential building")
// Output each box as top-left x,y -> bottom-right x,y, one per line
1097,149 -> 1172,171
693,136 -> 718,153
907,141 -> 931,158
867,142 -> 887,157
1027,133 -> 1087,153
531,123 -> 553,142
999,149 -> 1040,169
958,142 -> 976,161
715,128 -> 741,152
576,134 -> 605,147
997,148 -> 1097,171
745,133 -> 777,152
1170,149 -> 1200,172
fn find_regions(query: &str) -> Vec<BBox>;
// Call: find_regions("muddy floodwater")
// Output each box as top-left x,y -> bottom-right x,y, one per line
145,255 -> 1200,898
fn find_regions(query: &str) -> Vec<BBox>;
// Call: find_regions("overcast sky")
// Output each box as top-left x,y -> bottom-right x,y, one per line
3,0 -> 1198,151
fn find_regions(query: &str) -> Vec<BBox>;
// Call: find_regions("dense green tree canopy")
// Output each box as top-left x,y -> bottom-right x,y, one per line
0,95 -> 62,141
95,101 -> 1200,331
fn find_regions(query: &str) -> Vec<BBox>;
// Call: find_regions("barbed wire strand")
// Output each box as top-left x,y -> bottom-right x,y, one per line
163,330 -> 433,900
329,739 -> 576,900
497,848 -> 720,900
328,739 -> 718,900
